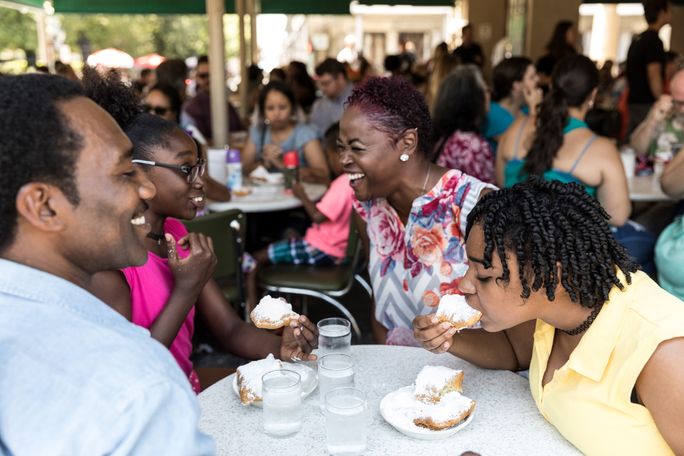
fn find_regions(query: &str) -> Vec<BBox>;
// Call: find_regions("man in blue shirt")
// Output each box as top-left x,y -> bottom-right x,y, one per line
0,74 -> 214,455
311,58 -> 354,136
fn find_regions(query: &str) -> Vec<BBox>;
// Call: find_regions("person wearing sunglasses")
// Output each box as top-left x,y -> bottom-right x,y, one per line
143,83 -> 182,124
82,67 -> 318,394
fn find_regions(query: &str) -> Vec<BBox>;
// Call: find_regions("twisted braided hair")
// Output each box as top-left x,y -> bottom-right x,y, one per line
524,55 -> 598,177
466,178 -> 637,308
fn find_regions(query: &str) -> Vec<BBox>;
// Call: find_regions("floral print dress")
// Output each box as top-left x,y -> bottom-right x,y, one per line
436,130 -> 495,184
354,169 -> 495,346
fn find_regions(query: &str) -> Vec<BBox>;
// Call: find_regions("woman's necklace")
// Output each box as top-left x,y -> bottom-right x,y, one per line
560,303 -> 603,336
422,164 -> 432,193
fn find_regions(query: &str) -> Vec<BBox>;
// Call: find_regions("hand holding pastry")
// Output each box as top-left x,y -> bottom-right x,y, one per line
413,314 -> 458,354
280,315 -> 318,362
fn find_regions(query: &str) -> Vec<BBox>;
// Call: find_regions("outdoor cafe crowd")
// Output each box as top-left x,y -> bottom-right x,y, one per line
2,0 -> 684,453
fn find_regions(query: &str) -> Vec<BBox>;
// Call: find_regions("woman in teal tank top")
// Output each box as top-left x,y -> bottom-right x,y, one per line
496,55 -> 656,274
503,117 -> 597,196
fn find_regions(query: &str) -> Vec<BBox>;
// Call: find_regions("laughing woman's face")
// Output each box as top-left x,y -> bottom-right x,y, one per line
338,106 -> 407,201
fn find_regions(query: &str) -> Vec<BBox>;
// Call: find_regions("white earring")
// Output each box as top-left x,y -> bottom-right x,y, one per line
399,153 -> 409,162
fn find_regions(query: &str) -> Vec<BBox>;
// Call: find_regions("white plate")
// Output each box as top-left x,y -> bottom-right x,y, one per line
232,363 -> 318,407
379,386 -> 474,440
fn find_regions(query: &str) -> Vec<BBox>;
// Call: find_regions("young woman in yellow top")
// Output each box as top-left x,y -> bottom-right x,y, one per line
413,178 -> 684,455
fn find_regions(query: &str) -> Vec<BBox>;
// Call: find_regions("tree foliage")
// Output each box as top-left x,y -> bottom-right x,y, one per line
0,9 -> 37,51
1,7 -> 241,61
59,14 -> 213,58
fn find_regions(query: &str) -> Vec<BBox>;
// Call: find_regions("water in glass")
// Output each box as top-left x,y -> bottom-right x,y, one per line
262,370 -> 302,438
317,318 -> 351,357
318,353 -> 354,411
325,388 -> 368,455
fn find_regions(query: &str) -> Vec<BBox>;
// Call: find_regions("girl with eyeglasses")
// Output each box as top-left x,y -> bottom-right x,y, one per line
143,81 -> 231,205
82,67 -> 318,393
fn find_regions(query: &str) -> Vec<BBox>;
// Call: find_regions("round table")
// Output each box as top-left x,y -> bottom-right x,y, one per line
628,175 -> 672,202
198,345 -> 579,455
207,183 -> 327,214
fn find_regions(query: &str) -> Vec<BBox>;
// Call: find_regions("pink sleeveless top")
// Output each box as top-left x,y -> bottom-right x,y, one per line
121,218 -> 199,392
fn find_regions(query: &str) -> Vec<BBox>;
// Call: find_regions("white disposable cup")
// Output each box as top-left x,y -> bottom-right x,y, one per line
620,150 -> 636,179
207,148 -> 227,184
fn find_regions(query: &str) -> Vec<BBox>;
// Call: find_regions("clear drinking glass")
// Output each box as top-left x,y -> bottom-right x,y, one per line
317,317 -> 352,357
325,387 -> 368,455
317,353 -> 354,411
262,369 -> 302,438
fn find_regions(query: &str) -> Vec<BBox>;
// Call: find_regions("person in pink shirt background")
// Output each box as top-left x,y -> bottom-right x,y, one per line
83,68 -> 318,393
255,123 -> 354,267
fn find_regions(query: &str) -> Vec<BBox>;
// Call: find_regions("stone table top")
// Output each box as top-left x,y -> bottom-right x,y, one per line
198,345 -> 580,455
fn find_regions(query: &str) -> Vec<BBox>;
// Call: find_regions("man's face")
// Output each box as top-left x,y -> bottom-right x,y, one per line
317,72 -> 346,99
58,98 -> 156,273
195,62 -> 210,93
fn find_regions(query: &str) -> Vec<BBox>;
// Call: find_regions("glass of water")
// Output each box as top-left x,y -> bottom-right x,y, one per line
325,387 -> 368,455
262,369 -> 302,438
317,353 -> 354,411
317,317 -> 352,357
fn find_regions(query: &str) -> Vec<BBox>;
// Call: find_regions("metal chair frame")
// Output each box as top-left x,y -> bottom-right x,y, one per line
259,231 -> 370,340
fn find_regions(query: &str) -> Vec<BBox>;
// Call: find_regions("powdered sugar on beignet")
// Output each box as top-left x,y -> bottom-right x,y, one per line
436,294 -> 482,331
413,391 -> 476,430
414,366 -> 464,403
236,354 -> 282,405
250,295 -> 300,329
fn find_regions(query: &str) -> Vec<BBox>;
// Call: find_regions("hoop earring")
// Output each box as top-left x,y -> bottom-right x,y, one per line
399,153 -> 410,162
264,118 -> 270,125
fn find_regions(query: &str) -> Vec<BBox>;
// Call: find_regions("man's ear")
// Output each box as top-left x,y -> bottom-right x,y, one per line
15,183 -> 69,233
398,128 -> 419,158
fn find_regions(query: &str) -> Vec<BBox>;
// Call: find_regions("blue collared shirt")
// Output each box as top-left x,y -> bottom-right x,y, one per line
310,82 -> 354,136
0,259 -> 215,455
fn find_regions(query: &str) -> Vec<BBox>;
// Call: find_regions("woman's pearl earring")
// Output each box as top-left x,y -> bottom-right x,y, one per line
399,153 -> 410,162
264,118 -> 270,125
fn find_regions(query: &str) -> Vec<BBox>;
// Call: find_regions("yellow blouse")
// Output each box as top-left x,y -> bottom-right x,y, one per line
529,271 -> 684,455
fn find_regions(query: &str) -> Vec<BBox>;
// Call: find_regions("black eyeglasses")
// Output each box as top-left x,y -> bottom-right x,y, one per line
196,73 -> 210,79
132,158 -> 206,183
142,104 -> 171,116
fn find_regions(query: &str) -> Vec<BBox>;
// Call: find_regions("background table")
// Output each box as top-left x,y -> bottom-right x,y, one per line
628,174 -> 672,202
207,183 -> 327,213
198,345 -> 579,455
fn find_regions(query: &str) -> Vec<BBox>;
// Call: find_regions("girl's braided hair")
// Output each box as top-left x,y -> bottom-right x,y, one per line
466,177 -> 637,308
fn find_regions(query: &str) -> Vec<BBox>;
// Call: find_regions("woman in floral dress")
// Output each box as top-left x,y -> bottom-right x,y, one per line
431,65 -> 495,183
338,76 -> 496,345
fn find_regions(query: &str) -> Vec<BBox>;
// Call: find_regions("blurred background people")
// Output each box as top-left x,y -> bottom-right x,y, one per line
626,0 -> 671,132
430,65 -> 495,183
536,21 -> 578,93
454,24 -> 484,68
